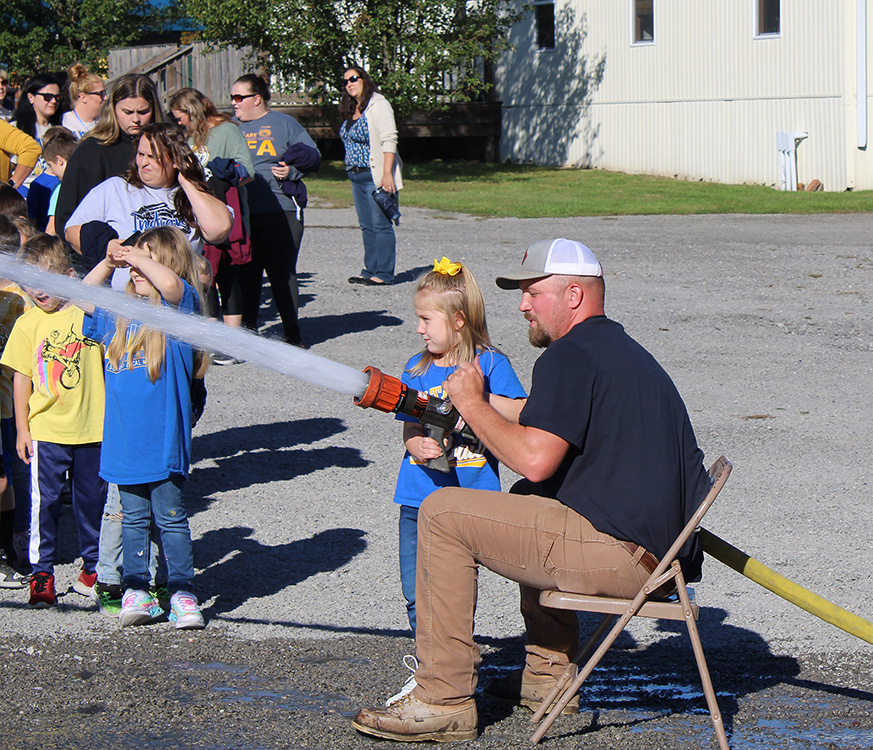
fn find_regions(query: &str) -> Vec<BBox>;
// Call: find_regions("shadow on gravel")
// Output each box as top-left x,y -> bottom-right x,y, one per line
394,265 -> 430,285
260,308 -> 403,347
194,526 -> 367,618
297,309 -> 404,347
189,418 -> 367,509
471,607 -> 818,743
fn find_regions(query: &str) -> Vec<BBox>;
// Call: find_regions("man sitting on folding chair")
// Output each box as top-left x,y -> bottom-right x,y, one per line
352,238 -> 713,743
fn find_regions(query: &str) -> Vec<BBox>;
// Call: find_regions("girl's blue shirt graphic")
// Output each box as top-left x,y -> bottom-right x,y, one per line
82,281 -> 199,485
392,349 -> 526,508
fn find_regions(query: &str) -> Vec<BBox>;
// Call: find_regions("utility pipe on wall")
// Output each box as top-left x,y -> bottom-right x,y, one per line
859,0 -> 867,148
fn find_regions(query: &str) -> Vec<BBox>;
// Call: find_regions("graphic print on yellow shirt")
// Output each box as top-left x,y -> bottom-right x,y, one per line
37,323 -> 92,396
0,305 -> 104,444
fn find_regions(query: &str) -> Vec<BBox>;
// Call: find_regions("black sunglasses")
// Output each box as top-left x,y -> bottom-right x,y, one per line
35,92 -> 61,103
230,93 -> 257,103
343,75 -> 361,86
83,90 -> 107,100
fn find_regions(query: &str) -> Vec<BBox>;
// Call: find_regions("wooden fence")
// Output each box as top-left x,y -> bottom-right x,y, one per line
108,43 -> 502,160
108,42 -> 258,107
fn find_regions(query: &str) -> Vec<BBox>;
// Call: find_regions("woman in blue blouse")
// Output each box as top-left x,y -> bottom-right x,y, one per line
339,66 -> 403,286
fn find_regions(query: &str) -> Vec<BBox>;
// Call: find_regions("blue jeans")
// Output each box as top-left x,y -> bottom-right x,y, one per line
120,477 -> 193,592
97,483 -> 166,586
349,168 -> 396,283
399,504 -> 419,636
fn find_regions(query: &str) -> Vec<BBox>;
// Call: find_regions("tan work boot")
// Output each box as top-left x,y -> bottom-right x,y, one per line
352,694 -> 478,742
482,667 -> 580,714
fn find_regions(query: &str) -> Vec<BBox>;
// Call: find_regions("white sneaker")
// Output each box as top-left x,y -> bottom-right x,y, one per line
119,588 -> 164,627
169,590 -> 205,630
0,560 -> 27,588
385,654 -> 419,706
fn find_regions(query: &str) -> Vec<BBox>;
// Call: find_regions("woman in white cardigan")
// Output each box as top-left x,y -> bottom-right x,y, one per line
339,66 -> 403,285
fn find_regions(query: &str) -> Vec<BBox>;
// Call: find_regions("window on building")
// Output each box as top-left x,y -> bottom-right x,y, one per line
633,0 -> 654,44
758,0 -> 781,36
534,1 -> 555,50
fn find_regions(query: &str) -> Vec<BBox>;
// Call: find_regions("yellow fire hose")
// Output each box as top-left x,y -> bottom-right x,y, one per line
700,528 -> 873,645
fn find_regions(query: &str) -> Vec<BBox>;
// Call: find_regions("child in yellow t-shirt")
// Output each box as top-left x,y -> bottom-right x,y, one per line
0,234 -> 105,607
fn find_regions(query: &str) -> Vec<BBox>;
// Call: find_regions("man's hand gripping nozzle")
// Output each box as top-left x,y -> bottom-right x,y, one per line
354,366 -> 477,473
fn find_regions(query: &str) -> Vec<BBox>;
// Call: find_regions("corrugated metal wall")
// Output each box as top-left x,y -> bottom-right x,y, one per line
498,1 -> 873,190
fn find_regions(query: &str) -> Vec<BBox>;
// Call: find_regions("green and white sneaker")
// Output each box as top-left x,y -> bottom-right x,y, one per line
94,582 -> 123,616
151,583 -> 170,611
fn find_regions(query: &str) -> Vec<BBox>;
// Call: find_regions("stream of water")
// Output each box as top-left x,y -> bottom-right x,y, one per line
0,255 -> 370,398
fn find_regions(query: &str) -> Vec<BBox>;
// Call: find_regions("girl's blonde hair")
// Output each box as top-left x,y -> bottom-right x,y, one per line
67,63 -> 104,102
105,227 -> 208,383
409,259 -> 496,376
168,87 -> 231,151
88,74 -> 163,145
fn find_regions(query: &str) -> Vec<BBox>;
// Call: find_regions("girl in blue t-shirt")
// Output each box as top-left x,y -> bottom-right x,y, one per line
393,258 -> 526,641
82,226 -> 208,630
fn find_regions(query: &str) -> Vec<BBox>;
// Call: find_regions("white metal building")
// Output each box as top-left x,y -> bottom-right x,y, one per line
496,1 -> 873,191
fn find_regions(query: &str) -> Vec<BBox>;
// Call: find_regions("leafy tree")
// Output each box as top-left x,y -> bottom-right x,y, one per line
0,0 -> 162,81
183,0 -> 524,115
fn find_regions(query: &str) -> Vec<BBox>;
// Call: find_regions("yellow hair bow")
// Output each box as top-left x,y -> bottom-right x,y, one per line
433,257 -> 462,276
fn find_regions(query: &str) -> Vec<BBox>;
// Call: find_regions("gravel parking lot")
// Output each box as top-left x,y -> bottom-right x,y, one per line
1,206 -> 871,748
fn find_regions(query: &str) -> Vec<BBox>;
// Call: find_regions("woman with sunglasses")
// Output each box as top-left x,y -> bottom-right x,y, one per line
62,64 -> 106,138
55,74 -> 163,239
231,74 -> 320,348
339,65 -> 403,286
11,74 -> 64,143
10,74 -> 66,226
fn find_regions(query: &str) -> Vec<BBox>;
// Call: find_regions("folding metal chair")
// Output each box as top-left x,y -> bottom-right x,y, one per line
530,456 -> 732,748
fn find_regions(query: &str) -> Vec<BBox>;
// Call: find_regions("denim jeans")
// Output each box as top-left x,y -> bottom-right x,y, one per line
398,504 -> 419,636
119,476 -> 193,592
96,483 -> 166,586
348,169 -> 396,283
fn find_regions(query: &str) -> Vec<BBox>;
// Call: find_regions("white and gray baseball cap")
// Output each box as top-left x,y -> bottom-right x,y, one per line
495,238 -> 603,289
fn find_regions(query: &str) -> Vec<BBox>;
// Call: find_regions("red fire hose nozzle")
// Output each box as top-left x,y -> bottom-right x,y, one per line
354,366 -> 478,474
354,366 -> 410,413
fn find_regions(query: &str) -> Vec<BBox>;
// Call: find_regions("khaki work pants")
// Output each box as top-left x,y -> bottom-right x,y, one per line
412,487 -> 652,704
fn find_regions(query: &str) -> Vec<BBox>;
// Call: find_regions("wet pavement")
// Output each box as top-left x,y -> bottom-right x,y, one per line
2,626 -> 871,749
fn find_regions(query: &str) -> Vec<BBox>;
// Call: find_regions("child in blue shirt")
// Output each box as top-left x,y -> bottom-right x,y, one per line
384,257 -> 526,704
395,258 -> 526,632
82,226 -> 208,629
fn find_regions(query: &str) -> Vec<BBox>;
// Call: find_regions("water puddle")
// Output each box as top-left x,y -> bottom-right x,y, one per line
478,662 -> 873,749
168,659 -> 351,714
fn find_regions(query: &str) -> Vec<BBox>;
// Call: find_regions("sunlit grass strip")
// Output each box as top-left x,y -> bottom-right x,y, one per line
308,161 -> 873,218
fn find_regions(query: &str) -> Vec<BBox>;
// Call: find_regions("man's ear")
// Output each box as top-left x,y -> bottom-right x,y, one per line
566,281 -> 583,309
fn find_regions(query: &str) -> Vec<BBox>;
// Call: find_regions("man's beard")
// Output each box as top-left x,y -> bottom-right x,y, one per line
527,317 -> 552,348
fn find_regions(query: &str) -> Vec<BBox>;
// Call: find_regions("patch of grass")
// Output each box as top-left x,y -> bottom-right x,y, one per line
307,160 -> 873,218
